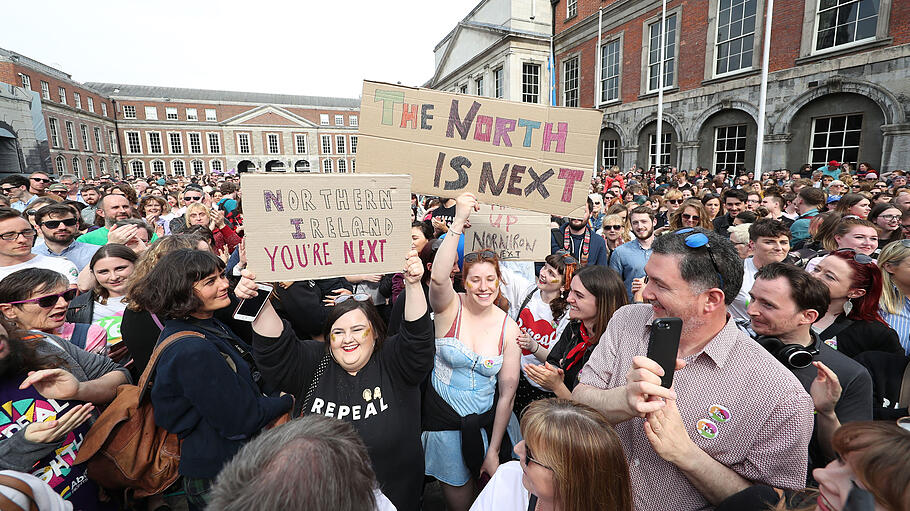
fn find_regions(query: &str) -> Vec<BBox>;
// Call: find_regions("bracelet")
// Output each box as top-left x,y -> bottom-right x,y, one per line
449,228 -> 463,235
532,343 -> 539,354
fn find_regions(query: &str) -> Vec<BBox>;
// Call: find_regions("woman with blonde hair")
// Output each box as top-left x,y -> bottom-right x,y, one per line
185,202 -> 242,255
878,240 -> 910,355
470,398 -> 632,511
667,199 -> 713,231
601,213 -> 629,256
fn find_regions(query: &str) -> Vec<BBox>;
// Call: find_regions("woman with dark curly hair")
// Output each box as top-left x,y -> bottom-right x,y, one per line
128,249 -> 291,510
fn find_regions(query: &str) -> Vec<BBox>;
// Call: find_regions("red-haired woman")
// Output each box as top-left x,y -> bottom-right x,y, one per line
810,249 -> 903,358
423,192 -> 522,511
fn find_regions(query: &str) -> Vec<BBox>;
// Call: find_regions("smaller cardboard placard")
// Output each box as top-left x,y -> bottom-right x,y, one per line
466,204 -> 551,261
241,173 -> 412,281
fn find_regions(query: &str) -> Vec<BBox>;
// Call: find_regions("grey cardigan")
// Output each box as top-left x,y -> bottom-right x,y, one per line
0,333 -> 131,472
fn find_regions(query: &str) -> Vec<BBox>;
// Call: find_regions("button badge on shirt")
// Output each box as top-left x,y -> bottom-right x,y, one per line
708,404 -> 731,423
696,419 -> 719,439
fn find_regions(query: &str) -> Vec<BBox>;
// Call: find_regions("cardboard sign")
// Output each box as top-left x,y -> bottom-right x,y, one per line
241,174 -> 412,281
357,80 -> 601,218
467,204 -> 550,261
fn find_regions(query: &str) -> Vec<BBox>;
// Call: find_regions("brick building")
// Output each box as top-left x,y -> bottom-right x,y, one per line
551,0 -> 909,174
0,47 -> 360,178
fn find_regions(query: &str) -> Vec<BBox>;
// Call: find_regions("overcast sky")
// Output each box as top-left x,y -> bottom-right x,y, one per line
2,0 -> 481,99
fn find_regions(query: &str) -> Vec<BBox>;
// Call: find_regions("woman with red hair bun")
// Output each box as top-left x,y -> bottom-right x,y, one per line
810,249 -> 903,358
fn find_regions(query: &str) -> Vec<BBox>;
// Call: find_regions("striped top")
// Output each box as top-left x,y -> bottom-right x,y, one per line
880,296 -> 910,355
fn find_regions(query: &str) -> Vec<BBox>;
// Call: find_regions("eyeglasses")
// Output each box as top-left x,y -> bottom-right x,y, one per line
334,293 -> 371,305
6,288 -> 78,308
681,213 -> 700,222
667,199 -> 682,204
41,218 -> 78,229
676,228 -> 725,290
30,177 -> 51,183
184,195 -> 203,202
604,224 -> 623,230
0,229 -> 37,241
553,249 -> 578,265
878,214 -> 901,221
464,249 -> 498,263
0,187 -> 14,194
832,248 -> 875,265
524,444 -> 552,471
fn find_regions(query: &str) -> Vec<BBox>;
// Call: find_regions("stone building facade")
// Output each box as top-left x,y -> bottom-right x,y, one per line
426,0 -> 555,104
551,0 -> 910,174
0,47 -> 360,178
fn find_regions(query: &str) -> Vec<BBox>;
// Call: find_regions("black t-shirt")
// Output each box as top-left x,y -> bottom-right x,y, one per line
819,315 -> 903,359
791,341 -> 872,469
252,312 -> 434,511
854,350 -> 910,420
431,204 -> 456,227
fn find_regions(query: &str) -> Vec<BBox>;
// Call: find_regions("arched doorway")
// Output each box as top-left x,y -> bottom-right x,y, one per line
696,109 -> 758,176
0,122 -> 24,173
294,160 -> 310,172
237,160 -> 256,173
598,127 -> 622,171
265,160 -> 286,172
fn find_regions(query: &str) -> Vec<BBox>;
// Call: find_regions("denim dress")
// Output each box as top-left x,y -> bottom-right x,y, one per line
422,298 -> 505,486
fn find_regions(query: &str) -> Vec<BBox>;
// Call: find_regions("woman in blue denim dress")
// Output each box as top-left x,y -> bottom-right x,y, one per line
424,192 -> 522,511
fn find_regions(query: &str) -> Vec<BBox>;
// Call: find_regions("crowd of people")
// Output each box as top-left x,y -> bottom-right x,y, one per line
0,162 -> 909,511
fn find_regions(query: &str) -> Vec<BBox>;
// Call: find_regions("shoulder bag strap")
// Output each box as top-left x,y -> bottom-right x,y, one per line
517,288 -> 536,319
527,494 -> 538,511
299,352 -> 331,417
899,358 -> 910,408
819,316 -> 854,341
0,475 -> 38,511
137,330 -> 205,402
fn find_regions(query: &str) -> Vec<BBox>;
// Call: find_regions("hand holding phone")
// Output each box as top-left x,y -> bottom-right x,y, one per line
647,317 -> 683,388
233,278 -> 274,322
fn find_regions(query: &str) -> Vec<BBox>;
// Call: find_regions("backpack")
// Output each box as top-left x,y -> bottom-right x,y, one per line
74,330 -> 204,498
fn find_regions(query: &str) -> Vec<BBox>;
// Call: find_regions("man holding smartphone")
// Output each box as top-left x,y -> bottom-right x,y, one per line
573,229 -> 814,511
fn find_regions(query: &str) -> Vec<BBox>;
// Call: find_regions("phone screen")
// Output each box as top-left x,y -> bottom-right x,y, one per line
234,285 -> 272,320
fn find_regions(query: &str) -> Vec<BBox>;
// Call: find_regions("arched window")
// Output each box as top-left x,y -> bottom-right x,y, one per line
130,160 -> 145,178
192,160 -> 205,175
210,160 -> 223,173
55,155 -> 66,173
86,158 -> 95,178
322,159 -> 333,173
72,157 -> 81,176
98,158 -> 107,175
151,160 -> 166,175
172,160 -> 186,177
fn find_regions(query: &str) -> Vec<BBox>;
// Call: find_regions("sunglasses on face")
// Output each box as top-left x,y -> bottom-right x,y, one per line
524,444 -> 552,471
676,228 -> 725,289
41,218 -> 78,229
681,213 -> 700,222
464,249 -> 498,263
334,293 -> 371,305
7,288 -> 78,308
0,187 -> 14,194
184,195 -> 203,202
30,177 -> 51,183
604,224 -> 623,230
667,199 -> 682,204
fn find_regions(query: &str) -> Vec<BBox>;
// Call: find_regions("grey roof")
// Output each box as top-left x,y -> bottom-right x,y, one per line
85,82 -> 360,108
0,47 -> 72,81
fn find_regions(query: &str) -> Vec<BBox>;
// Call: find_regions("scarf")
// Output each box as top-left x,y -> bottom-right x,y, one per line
564,226 -> 591,266
564,323 -> 594,371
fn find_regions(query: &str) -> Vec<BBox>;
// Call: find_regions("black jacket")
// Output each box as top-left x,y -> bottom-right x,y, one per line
65,290 -> 97,324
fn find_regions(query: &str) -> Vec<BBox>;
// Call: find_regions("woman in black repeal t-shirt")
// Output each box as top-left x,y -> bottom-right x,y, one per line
238,249 -> 433,511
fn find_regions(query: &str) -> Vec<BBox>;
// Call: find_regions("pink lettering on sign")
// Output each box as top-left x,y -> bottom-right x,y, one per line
343,239 -> 388,264
263,243 -> 334,271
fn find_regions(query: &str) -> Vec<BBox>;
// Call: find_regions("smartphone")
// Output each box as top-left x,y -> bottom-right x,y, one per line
232,283 -> 274,322
647,317 -> 682,388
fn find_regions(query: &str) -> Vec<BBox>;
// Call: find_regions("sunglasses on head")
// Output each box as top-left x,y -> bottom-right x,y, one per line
41,218 -> 78,229
334,293 -> 371,305
832,248 -> 874,265
464,249 -> 498,263
7,288 -> 78,308
553,249 -> 579,265
676,228 -> 725,289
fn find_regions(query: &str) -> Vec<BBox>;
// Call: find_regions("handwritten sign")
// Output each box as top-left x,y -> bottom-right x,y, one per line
357,80 -> 601,218
241,174 -> 411,281
467,204 -> 550,261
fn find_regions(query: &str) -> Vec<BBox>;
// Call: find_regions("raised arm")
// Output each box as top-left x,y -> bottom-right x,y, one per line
429,192 -> 477,315
236,269 -> 283,338
403,248 -> 427,320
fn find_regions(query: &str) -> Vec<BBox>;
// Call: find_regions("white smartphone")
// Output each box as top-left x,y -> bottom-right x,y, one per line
232,283 -> 274,322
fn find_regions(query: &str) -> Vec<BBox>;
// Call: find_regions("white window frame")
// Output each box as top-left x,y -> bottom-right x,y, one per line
494,67 -> 504,99
93,127 -> 102,153
101,103 -> 108,117
130,160 -> 146,178
172,160 -> 186,177
74,92 -> 82,109
351,158 -> 355,172
713,125 -> 748,174
207,132 -> 222,154
151,160 -> 166,175
335,135 -> 346,154
58,87 -> 67,105
237,133 -> 251,154
808,113 -> 864,168
350,135 -> 358,154
812,0 -> 881,55
147,132 -> 163,154
72,157 -> 80,176
649,132 -> 672,168
168,132 -> 184,154
65,121 -> 76,150
86,157 -> 95,178
475,76 -> 484,97
205,108 -> 217,122
186,108 -> 198,121
322,159 -> 333,173
349,115 -> 358,127
267,133 -> 280,154
19,74 -> 30,90
80,124 -> 90,151
48,118 -> 61,148
55,155 -> 66,173
191,160 -> 205,175
321,135 -> 332,154
210,160 -> 223,173
87,97 -> 95,113
166,107 -> 179,120
563,56 -> 580,107
123,105 -> 136,119
602,139 -> 619,168
600,38 -> 622,104
188,132 -> 203,154
334,115 -> 344,126
320,114 -> 329,126
295,134 -> 308,154
109,130 -> 118,153
522,63 -> 541,104
40,81 -> 49,100
144,106 -> 158,120
98,158 -> 106,175
567,0 -> 577,18
714,0 -> 758,77
337,159 -> 347,173
644,11 -> 680,93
